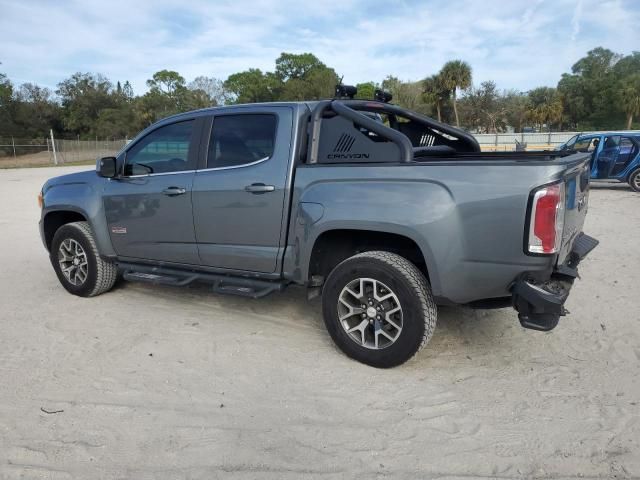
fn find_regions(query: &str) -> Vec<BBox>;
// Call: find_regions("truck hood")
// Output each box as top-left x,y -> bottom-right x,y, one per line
42,169 -> 97,193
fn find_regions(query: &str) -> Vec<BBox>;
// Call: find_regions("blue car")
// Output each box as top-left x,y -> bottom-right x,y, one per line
558,133 -> 640,192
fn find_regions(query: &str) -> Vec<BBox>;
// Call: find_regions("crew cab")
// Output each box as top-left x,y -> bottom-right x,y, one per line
558,132 -> 640,191
39,96 -> 598,367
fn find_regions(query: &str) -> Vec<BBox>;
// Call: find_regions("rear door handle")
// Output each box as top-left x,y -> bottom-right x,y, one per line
162,187 -> 187,196
245,183 -> 275,194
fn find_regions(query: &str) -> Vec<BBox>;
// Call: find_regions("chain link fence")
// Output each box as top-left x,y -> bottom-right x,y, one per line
3,130 -> 640,167
0,136 -> 127,168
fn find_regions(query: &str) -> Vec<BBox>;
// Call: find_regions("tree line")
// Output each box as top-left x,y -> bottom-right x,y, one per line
0,48 -> 639,141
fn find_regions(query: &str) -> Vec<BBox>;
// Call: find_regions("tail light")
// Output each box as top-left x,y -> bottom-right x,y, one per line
527,182 -> 565,254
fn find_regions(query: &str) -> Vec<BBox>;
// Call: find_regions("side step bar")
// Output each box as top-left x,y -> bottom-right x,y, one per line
120,263 -> 286,299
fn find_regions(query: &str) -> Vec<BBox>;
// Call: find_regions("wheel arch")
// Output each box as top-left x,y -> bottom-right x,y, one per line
43,209 -> 88,251
306,227 -> 437,291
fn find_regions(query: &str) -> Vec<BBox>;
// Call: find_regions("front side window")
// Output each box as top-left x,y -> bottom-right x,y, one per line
573,137 -> 594,152
125,120 -> 194,176
207,114 -> 277,168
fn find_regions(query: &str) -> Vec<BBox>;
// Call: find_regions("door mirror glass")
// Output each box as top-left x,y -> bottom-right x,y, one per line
97,156 -> 117,178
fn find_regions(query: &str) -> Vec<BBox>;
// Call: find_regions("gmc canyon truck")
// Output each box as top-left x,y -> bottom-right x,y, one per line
39,97 -> 598,368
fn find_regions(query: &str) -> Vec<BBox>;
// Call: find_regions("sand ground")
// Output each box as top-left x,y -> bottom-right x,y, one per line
0,166 -> 638,479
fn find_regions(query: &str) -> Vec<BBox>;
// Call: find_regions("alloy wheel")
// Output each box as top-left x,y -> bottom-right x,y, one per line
58,238 -> 89,286
337,277 -> 403,349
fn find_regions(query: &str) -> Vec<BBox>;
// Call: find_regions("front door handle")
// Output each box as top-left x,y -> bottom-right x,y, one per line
162,187 -> 187,196
245,183 -> 275,194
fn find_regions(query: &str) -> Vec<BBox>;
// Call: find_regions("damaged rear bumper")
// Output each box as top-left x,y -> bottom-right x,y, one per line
512,233 -> 599,331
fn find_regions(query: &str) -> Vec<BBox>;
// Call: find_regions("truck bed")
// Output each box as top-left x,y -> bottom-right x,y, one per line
289,151 -> 591,304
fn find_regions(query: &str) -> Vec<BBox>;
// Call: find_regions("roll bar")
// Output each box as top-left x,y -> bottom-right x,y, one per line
331,101 -> 414,163
306,100 -> 480,164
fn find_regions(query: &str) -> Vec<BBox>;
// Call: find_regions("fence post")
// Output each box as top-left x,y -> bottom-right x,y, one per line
50,129 -> 58,165
11,136 -> 16,158
548,129 -> 552,146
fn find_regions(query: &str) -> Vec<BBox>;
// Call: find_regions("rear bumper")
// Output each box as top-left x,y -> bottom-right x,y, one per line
512,233 -> 599,331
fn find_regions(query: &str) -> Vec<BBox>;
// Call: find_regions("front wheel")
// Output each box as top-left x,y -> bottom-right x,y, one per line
629,168 -> 640,192
50,221 -> 118,297
321,251 -> 437,368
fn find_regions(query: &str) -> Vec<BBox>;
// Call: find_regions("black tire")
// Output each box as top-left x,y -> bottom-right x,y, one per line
629,168 -> 640,192
321,251 -> 437,368
50,221 -> 118,297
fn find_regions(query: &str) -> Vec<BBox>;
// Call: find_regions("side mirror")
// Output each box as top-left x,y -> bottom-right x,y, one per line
97,156 -> 117,178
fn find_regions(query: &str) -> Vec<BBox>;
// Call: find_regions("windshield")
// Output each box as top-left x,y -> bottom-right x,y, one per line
563,135 -> 579,150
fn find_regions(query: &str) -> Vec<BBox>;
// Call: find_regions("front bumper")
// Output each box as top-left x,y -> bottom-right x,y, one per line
512,233 -> 599,331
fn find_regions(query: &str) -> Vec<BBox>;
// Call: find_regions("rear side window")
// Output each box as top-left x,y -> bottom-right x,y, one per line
207,114 -> 277,168
125,120 -> 194,176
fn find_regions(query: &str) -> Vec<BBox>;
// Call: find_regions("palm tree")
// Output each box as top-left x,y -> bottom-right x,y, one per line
422,74 -> 447,122
439,60 -> 472,127
619,74 -> 640,129
526,87 -> 563,132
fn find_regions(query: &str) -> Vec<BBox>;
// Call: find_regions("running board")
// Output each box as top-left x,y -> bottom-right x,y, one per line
120,263 -> 286,299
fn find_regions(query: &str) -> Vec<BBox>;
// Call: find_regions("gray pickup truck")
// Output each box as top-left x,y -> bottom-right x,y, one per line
39,98 -> 598,367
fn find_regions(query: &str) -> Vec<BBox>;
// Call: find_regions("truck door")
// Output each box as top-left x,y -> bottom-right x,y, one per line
192,107 -> 293,273
103,119 -> 200,264
594,135 -> 620,179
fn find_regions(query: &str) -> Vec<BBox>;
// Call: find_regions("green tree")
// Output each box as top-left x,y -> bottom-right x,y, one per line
557,48 -> 623,129
273,52 -> 339,101
56,72 -> 116,136
275,52 -> 325,82
557,73 -> 587,130
13,83 -> 62,137
439,60 -> 472,127
527,87 -> 563,131
618,74 -> 640,129
381,76 -> 428,113
188,76 -> 230,106
95,107 -> 137,139
502,91 -> 530,133
0,69 -> 16,136
422,74 -> 448,122
224,69 -> 279,104
355,82 -> 376,100
146,70 -> 187,97
0,71 -> 13,109
279,67 -> 338,100
137,70 -> 196,125
459,81 -> 504,133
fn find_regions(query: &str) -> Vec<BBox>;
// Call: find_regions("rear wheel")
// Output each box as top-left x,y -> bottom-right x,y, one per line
629,169 -> 640,192
50,221 -> 118,297
321,251 -> 437,368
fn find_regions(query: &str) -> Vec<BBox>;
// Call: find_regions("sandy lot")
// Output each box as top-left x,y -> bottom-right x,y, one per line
0,166 -> 638,479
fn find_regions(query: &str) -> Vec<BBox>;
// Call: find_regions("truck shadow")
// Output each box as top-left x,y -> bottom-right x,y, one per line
121,280 -> 515,359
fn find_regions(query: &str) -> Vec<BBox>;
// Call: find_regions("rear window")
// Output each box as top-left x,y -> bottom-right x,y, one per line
207,114 -> 277,168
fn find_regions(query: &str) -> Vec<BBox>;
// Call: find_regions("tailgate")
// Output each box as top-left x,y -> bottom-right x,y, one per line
557,154 -> 592,264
